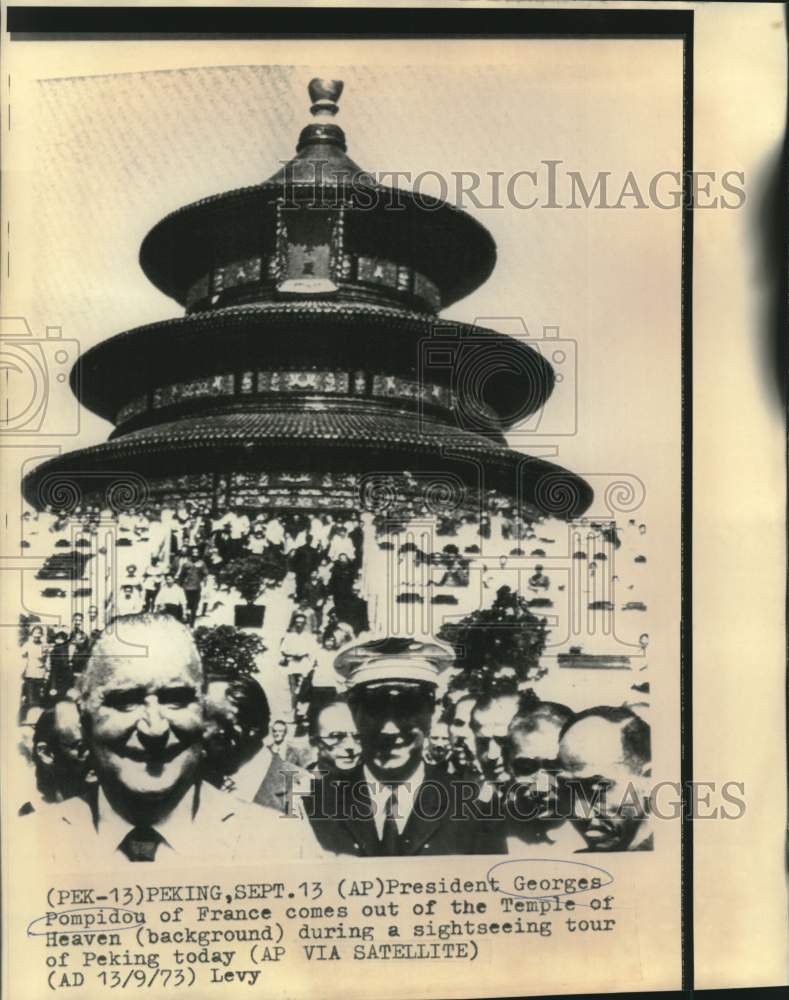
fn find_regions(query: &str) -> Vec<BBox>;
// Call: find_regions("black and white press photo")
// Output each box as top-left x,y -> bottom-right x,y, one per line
1,5 -> 786,999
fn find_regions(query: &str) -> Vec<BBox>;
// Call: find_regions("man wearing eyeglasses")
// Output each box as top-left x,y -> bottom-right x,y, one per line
307,695 -> 361,774
304,637 -> 506,856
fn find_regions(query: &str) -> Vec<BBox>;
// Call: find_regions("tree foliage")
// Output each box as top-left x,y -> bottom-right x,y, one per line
213,552 -> 286,604
438,586 -> 549,689
193,624 -> 266,679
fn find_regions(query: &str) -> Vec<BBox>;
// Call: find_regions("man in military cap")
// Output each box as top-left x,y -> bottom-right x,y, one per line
303,636 -> 506,856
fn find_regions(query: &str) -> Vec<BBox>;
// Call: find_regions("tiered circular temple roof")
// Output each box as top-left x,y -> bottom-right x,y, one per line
23,78 -> 592,520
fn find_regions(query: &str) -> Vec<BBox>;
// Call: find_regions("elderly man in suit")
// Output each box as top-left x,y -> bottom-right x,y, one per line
19,699 -> 93,815
304,636 -> 506,856
305,694 -> 361,776
501,698 -> 587,853
24,613 -> 321,867
558,706 -> 652,852
470,688 -> 522,805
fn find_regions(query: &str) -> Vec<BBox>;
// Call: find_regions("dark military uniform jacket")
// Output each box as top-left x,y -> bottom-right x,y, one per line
303,764 -> 507,857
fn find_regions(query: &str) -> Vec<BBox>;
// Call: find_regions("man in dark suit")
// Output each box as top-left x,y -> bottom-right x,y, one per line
46,629 -> 73,703
501,698 -> 586,853
19,699 -> 92,814
558,706 -> 653,852
203,674 -> 310,814
304,636 -> 506,856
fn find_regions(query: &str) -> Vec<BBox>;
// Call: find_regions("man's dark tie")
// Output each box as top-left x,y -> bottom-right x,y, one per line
380,786 -> 400,856
119,825 -> 164,862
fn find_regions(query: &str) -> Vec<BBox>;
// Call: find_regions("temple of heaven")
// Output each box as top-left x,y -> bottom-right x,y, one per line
23,78 -> 592,524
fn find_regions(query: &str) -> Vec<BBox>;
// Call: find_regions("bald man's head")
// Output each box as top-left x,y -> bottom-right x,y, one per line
559,707 -> 651,851
559,707 -> 650,778
81,614 -> 202,700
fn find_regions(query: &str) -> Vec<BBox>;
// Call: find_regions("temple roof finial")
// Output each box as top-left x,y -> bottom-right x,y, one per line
308,78 -> 343,118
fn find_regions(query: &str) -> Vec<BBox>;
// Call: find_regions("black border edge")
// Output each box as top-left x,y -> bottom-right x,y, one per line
680,12 -> 695,995
6,6 -> 692,39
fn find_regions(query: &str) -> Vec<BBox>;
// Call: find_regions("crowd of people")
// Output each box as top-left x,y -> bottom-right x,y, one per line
21,497 -> 551,726
19,504 -> 372,723
22,492 -> 648,657
19,614 -> 652,862
19,613 -> 98,713
16,495 -> 651,865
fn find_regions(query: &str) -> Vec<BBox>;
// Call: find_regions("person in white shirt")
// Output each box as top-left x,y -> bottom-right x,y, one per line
231,509 -> 250,540
215,507 -> 250,541
22,614 -> 322,868
309,513 -> 332,552
279,613 -> 319,708
321,607 -> 355,648
21,625 -> 49,711
258,577 -> 296,636
280,613 -> 319,660
246,525 -> 269,554
283,523 -> 308,555
264,515 -> 285,548
307,633 -> 343,693
327,525 -> 356,563
145,516 -> 166,562
153,573 -> 188,622
142,556 -> 164,611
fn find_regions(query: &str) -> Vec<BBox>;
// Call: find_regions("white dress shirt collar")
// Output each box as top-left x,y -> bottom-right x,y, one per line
362,762 -> 425,837
96,783 -> 197,860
